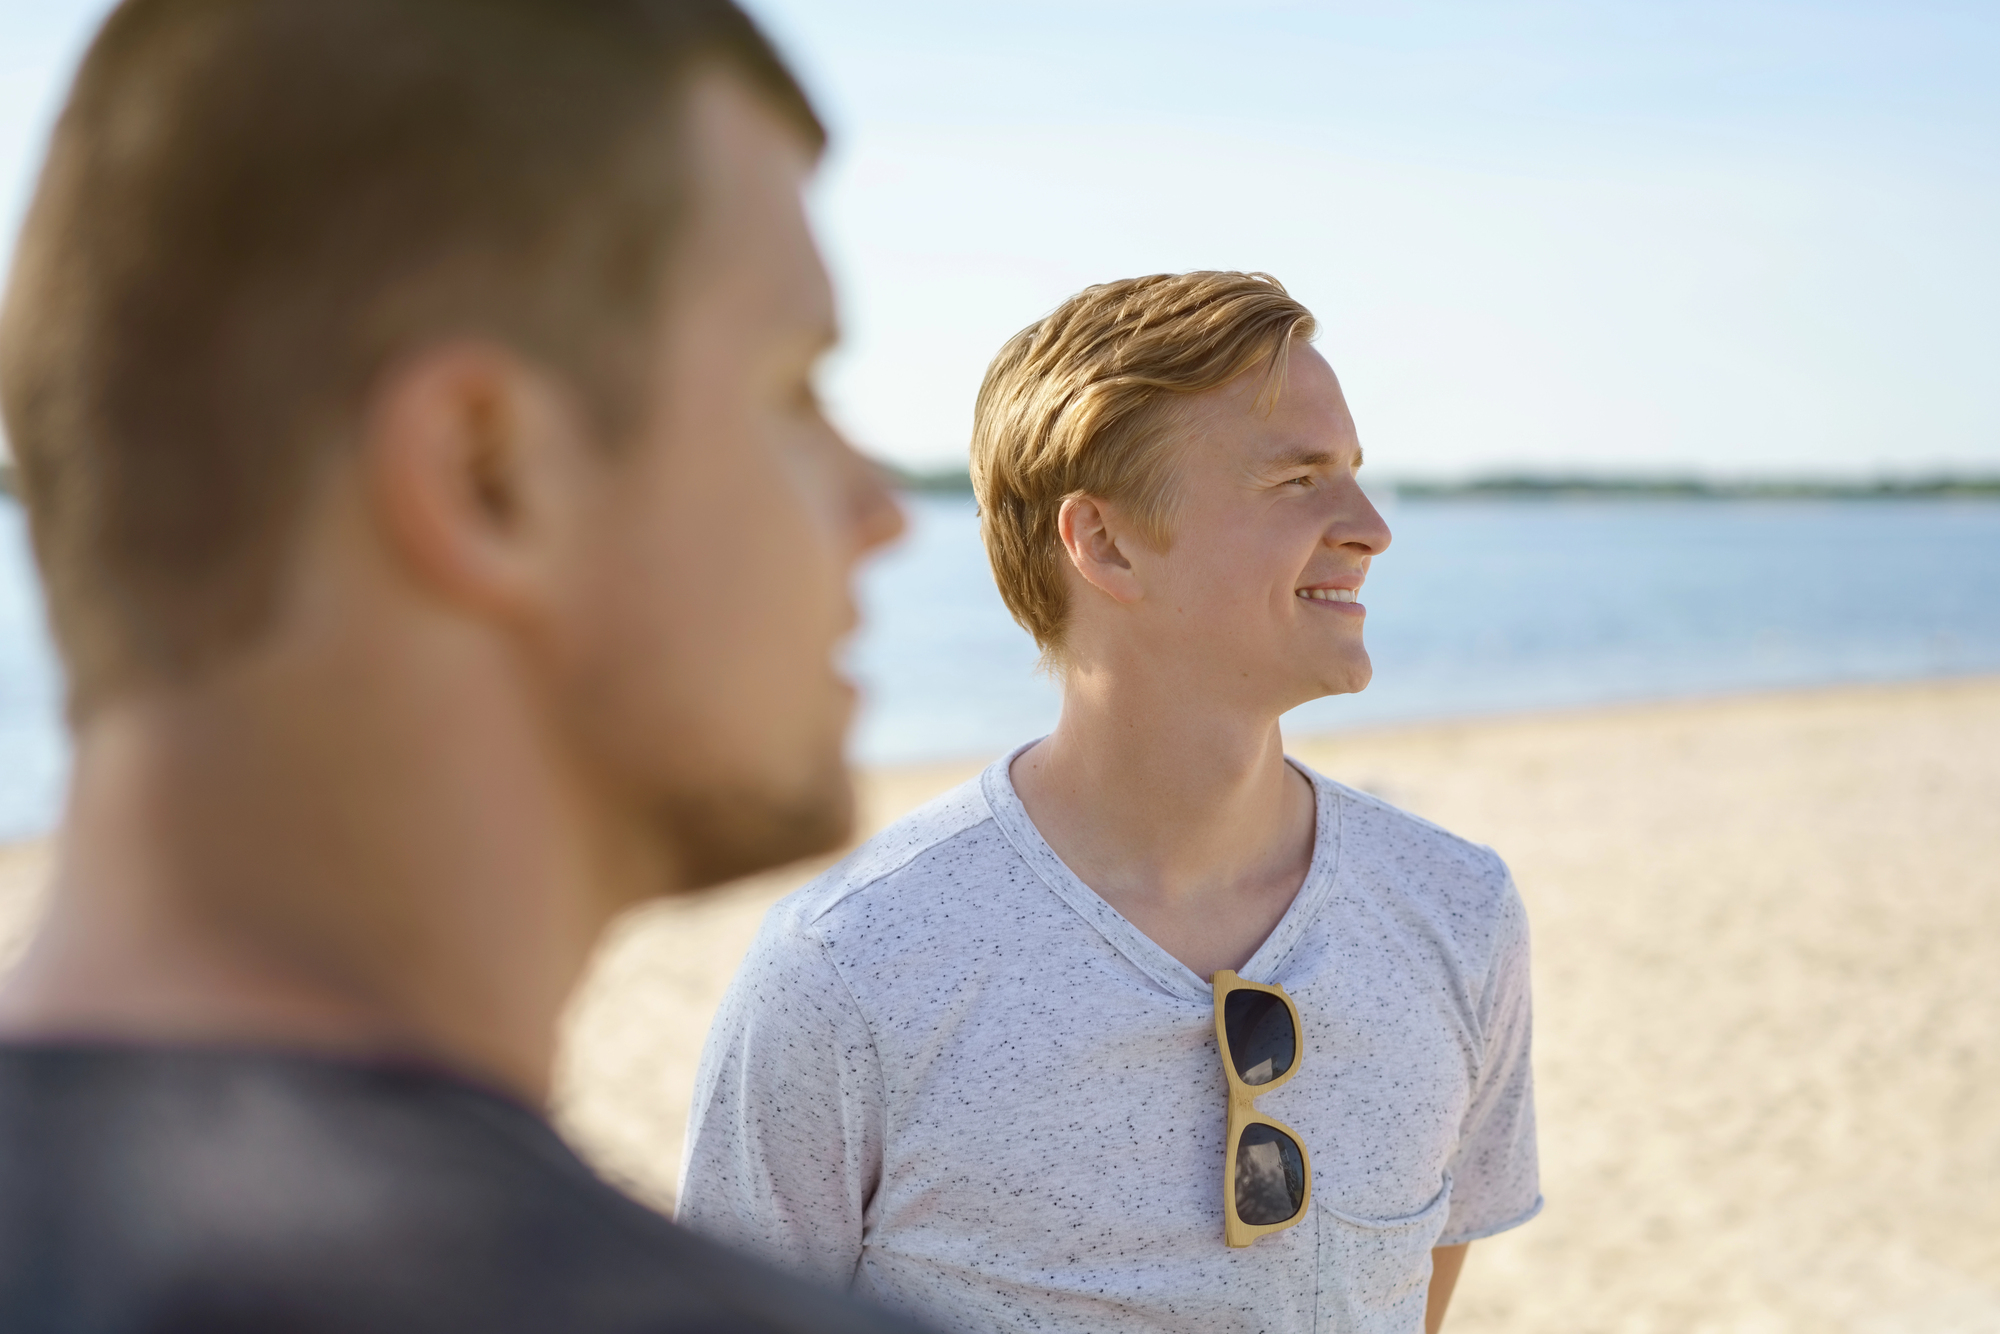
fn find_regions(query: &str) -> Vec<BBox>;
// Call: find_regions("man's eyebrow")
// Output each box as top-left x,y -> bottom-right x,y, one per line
1264,446 -> 1361,471
1267,448 -> 1333,469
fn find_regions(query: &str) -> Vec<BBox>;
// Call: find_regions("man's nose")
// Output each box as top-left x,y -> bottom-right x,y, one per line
850,450 -> 907,557
1328,481 -> 1391,555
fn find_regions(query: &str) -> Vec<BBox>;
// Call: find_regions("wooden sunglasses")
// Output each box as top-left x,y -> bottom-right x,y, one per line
1212,969 -> 1313,1247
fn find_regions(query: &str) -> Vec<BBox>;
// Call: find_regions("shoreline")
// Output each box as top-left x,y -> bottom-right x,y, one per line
3,675 -> 1997,1331
842,666 -> 2000,778
7,670 -> 1990,857
5,667 -> 1999,850
7,669 -> 1998,986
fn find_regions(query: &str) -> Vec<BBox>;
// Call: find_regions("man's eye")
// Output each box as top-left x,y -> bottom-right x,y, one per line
1288,475 -> 1315,488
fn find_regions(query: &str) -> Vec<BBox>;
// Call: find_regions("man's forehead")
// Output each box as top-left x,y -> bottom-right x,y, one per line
1200,394 -> 1361,473
676,74 -> 828,312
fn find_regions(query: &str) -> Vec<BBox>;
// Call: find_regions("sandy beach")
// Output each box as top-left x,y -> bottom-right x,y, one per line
2,676 -> 1996,1332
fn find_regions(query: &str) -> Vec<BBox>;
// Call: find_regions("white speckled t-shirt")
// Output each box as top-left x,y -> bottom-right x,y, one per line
679,745 -> 1540,1334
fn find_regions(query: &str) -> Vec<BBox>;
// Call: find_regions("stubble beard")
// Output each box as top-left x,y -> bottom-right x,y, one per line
650,747 -> 855,892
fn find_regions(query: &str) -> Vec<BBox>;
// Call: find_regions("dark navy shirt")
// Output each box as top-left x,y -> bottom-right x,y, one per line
0,1044 -> 929,1333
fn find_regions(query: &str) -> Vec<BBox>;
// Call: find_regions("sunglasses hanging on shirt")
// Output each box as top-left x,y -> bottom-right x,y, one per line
1212,969 -> 1312,1247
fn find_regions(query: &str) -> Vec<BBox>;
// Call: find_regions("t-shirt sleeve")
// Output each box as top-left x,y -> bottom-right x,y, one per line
1438,867 -> 1543,1245
676,906 -> 884,1291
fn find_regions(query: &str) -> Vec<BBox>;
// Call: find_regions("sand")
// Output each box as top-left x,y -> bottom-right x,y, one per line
2,677 -> 1996,1333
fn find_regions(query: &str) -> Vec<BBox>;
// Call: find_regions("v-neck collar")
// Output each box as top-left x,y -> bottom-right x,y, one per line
979,739 -> 1345,1004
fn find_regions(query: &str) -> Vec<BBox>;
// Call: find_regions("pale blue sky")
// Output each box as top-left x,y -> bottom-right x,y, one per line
4,1 -> 1996,478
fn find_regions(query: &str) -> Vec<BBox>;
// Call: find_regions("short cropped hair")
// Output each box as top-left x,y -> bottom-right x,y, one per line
970,271 -> 1317,661
0,0 -> 821,716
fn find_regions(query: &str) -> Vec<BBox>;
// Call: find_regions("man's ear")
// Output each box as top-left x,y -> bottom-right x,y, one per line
361,341 -> 591,622
1057,494 -> 1144,605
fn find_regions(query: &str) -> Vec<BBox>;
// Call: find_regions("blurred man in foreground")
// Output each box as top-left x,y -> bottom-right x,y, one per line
0,1 -> 917,1329
681,273 -> 1540,1333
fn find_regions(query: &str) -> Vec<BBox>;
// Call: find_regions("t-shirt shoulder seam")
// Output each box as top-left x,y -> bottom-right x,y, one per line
792,791 -> 997,930
1311,772 -> 1511,882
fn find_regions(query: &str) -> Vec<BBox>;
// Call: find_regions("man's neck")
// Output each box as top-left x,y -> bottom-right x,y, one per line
0,642 -> 646,1105
1010,659 -> 1316,980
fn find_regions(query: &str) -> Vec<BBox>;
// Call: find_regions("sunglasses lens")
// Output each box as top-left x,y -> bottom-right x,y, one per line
1234,1124 -> 1306,1226
1223,989 -> 1295,1086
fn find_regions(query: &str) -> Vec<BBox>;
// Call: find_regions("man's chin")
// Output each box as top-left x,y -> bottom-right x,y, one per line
651,756 -> 855,894
1298,652 -> 1373,702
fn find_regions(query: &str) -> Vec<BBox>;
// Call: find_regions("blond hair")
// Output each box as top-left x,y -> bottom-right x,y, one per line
969,271 -> 1317,661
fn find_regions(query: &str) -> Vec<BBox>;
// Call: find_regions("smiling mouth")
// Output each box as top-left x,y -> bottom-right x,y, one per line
1296,587 -> 1359,603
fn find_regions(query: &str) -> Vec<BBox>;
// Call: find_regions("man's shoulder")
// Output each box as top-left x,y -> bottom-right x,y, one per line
770,769 -> 1007,935
1302,764 -> 1521,926
0,1045 -> 926,1333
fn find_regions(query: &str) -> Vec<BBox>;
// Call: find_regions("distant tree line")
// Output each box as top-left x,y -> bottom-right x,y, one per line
878,461 -> 976,493
873,460 -> 2000,501
7,456 -> 1995,505
1392,474 -> 2000,500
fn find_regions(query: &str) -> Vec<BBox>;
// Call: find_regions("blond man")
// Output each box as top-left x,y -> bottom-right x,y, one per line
680,272 -> 1541,1334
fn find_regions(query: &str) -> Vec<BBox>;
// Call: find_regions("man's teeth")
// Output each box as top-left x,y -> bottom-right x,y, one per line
1298,588 -> 1358,602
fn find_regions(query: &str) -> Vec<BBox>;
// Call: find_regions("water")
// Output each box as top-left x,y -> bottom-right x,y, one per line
848,493 -> 2000,759
3,492 -> 1998,839
0,500 -> 64,842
